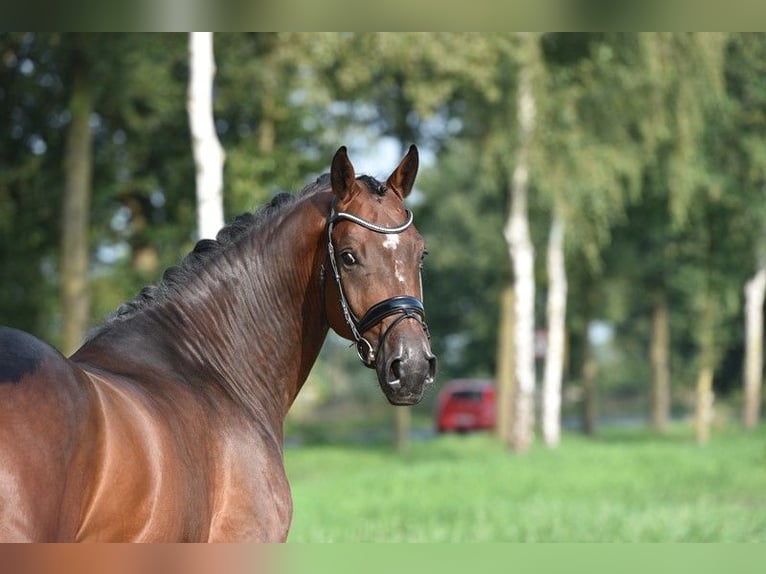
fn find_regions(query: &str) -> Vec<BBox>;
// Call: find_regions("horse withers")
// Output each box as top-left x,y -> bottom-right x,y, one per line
0,146 -> 436,542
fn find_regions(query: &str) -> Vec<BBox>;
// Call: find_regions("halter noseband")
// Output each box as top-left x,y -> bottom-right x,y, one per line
324,198 -> 429,368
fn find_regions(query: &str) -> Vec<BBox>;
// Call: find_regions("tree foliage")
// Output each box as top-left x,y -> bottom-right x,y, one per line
2,33 -> 765,430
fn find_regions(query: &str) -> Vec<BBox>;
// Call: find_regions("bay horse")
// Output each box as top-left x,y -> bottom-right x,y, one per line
0,145 -> 436,542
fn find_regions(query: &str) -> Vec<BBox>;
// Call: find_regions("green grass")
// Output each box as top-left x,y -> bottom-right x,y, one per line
284,425 -> 766,542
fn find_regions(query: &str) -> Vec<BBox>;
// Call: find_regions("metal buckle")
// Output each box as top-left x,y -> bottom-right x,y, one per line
356,338 -> 375,366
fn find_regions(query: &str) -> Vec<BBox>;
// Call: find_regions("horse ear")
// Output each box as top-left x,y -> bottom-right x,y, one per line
331,146 -> 357,203
386,144 -> 419,199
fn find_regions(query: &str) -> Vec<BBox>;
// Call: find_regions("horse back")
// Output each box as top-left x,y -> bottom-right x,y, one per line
0,326 -> 97,541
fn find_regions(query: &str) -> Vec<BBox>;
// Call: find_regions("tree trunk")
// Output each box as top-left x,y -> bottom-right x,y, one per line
695,300 -> 716,445
581,325 -> 598,436
695,362 -> 715,444
60,52 -> 93,356
495,287 -> 516,443
743,267 -> 766,429
650,294 -> 671,432
542,212 -> 567,447
504,33 -> 538,454
188,32 -> 225,240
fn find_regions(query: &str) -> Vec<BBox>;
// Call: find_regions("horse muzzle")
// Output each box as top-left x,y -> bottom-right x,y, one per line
376,327 -> 437,406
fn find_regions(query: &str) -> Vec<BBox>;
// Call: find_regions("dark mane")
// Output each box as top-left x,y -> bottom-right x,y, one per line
91,174 -> 334,336
89,171 -> 389,338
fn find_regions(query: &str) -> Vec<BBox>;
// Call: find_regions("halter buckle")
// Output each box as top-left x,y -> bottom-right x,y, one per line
356,338 -> 375,366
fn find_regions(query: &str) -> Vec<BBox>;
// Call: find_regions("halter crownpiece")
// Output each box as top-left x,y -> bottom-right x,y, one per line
325,198 -> 430,368
330,209 -> 414,234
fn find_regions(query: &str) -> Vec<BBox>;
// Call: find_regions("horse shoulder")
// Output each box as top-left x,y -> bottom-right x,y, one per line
207,422 -> 293,542
71,371 -> 219,542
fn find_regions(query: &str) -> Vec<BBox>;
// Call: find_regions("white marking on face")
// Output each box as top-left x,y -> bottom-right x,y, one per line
383,234 -> 400,250
394,260 -> 406,285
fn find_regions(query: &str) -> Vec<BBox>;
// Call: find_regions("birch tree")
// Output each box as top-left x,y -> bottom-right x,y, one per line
742,266 -> 765,428
741,192 -> 766,433
541,210 -> 566,445
188,32 -> 225,239
725,34 -> 766,430
505,33 -> 539,453
627,34 -> 731,443
536,34 -> 645,444
669,33 -> 727,444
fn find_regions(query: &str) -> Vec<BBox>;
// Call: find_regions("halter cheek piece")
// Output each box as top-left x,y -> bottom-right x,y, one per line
323,199 -> 430,368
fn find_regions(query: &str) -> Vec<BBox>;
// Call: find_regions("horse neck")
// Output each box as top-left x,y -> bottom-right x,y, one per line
77,193 -> 331,426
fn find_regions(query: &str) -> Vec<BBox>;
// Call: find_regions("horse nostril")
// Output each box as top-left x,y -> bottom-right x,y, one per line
388,359 -> 402,389
427,356 -> 438,384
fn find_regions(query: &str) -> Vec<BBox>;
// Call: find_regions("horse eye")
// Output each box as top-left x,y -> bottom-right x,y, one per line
340,251 -> 357,266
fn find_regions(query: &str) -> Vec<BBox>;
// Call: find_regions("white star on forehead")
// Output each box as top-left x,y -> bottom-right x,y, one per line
383,234 -> 400,250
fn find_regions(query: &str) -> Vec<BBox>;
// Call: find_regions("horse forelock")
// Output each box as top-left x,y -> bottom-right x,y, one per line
356,175 -> 387,196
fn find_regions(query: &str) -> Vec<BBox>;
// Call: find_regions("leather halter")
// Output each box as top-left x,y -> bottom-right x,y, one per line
324,198 -> 430,368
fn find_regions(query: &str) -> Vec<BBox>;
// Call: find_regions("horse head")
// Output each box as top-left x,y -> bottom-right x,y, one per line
324,145 -> 437,406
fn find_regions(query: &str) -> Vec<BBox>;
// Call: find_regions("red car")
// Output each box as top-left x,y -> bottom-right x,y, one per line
435,379 -> 496,433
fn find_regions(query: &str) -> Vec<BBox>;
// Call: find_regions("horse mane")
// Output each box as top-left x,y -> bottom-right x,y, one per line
88,171 -> 386,339
89,174 -> 335,338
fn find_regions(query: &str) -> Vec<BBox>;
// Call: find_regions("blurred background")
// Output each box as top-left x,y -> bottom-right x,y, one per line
1,33 -> 764,541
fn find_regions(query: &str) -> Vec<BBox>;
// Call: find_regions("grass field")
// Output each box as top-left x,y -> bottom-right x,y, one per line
284,424 -> 766,542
